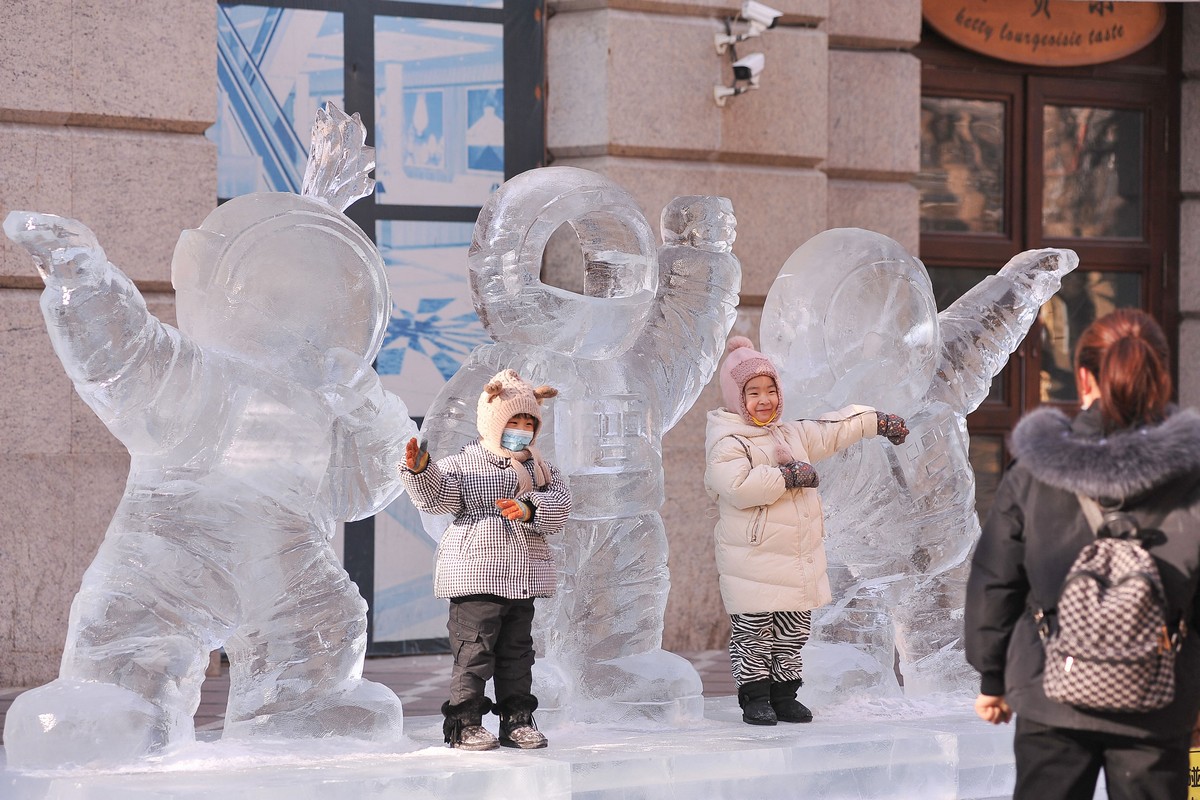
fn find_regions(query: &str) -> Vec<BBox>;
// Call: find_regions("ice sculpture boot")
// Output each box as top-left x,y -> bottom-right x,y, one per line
737,680 -> 777,726
496,693 -> 548,749
770,679 -> 813,723
442,698 -> 498,751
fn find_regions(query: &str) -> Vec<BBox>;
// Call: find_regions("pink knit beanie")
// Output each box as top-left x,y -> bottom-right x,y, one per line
719,336 -> 783,425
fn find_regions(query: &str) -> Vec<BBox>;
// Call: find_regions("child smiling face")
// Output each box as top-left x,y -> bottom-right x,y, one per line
505,413 -> 537,432
743,375 -> 780,425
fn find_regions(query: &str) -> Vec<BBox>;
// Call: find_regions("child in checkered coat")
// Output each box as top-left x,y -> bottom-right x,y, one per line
400,369 -> 571,751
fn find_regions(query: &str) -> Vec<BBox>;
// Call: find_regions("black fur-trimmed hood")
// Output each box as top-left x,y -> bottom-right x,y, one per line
1011,406 -> 1200,501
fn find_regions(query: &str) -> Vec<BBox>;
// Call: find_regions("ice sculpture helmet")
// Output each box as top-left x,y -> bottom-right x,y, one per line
719,336 -> 783,425
468,166 -> 658,360
476,369 -> 558,453
761,228 -> 941,416
171,105 -> 388,381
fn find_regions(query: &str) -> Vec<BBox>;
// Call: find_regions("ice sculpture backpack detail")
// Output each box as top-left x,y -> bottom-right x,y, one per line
1036,497 -> 1181,713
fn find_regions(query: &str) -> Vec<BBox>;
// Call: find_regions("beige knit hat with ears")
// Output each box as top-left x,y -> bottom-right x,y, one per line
476,369 -> 558,455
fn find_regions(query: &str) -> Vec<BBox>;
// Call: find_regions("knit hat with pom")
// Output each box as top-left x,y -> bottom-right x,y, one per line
719,336 -> 783,424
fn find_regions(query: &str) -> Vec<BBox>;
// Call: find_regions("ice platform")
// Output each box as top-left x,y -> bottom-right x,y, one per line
1,695 -> 1027,800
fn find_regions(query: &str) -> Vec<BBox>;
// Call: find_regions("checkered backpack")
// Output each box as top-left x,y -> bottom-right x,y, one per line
1035,495 -> 1181,713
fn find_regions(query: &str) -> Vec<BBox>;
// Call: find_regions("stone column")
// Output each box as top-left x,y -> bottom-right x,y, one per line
1180,4 -> 1200,408
0,0 -> 216,686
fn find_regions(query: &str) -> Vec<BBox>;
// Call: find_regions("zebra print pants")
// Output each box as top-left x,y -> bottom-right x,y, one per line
728,610 -> 812,686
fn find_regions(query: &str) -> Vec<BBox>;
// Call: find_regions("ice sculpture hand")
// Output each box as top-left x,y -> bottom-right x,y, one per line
780,461 -> 819,489
1002,248 -> 1074,299
496,498 -> 533,521
321,347 -> 382,420
405,437 -> 430,473
876,412 -> 909,445
4,211 -> 105,284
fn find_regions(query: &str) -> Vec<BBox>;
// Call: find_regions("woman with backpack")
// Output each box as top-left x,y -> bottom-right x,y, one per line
965,308 -> 1200,800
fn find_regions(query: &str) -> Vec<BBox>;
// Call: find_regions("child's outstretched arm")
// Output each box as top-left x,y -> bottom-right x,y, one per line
794,405 -> 882,463
398,437 -> 464,516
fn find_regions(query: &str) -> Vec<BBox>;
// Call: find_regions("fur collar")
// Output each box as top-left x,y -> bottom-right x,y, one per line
1011,407 -> 1200,500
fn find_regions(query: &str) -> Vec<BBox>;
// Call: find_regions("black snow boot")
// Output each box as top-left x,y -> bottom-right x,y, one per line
442,697 -> 499,750
737,679 -> 777,726
770,679 -> 813,723
495,693 -> 548,749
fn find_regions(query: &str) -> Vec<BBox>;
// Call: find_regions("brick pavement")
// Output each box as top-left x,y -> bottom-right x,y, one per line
0,649 -> 734,740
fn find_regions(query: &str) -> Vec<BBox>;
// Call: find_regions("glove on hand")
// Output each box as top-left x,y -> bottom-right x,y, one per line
877,412 -> 909,445
779,460 -> 819,489
404,437 -> 430,473
496,498 -> 533,521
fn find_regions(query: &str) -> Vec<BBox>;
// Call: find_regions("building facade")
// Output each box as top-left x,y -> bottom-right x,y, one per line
0,0 -> 1196,683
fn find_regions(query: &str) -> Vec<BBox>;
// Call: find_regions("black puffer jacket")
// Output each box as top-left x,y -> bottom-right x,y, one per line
965,405 -> 1200,739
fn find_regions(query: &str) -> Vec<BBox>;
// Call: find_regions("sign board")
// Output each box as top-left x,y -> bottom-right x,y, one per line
923,0 -> 1166,67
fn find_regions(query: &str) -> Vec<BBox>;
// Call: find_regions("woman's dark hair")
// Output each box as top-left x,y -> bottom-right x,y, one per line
1074,308 -> 1171,429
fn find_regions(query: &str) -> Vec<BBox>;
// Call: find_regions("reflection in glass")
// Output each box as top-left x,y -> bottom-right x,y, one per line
928,267 -> 1006,404
375,220 -> 488,417
916,97 -> 1005,234
1038,270 -> 1141,403
969,434 -> 1005,524
1043,105 -> 1143,239
375,17 -> 504,207
210,6 -> 344,197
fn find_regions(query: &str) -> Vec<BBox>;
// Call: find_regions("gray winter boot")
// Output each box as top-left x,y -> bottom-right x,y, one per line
496,693 -> 547,749
442,697 -> 499,750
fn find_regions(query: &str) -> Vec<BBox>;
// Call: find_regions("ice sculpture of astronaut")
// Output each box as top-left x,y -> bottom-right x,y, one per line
2,104 -> 415,769
761,229 -> 1076,695
419,167 -> 740,722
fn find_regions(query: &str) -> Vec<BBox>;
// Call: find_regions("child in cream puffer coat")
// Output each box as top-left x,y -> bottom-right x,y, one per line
704,337 -> 908,725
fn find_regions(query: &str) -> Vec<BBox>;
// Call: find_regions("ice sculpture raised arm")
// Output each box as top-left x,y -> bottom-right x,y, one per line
933,249 -> 1077,415
420,167 -> 740,724
761,228 -> 1076,696
2,103 -> 416,771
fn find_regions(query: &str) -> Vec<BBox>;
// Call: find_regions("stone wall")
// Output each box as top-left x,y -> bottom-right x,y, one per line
1180,4 -> 1200,409
545,0 -> 923,650
0,0 -> 216,685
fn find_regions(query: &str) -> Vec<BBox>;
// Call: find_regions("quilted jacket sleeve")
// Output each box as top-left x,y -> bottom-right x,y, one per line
399,455 -> 465,517
705,434 -> 787,511
525,461 -> 572,536
791,405 -> 877,464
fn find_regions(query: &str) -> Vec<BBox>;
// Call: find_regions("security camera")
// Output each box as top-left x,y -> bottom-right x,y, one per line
714,0 -> 782,53
714,52 -> 765,106
742,0 -> 782,32
732,52 -> 765,83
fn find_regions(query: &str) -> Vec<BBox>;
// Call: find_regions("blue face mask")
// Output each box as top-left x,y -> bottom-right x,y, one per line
500,428 -> 534,452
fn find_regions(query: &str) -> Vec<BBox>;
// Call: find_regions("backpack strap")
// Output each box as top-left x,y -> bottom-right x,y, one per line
1076,494 -> 1105,535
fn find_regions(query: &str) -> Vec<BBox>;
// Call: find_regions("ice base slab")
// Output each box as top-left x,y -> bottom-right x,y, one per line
2,696 -> 1035,799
